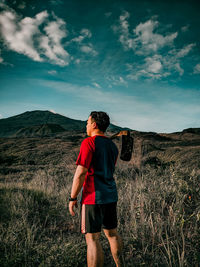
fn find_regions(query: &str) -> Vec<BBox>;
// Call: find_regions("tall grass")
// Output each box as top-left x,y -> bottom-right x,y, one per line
0,163 -> 199,266
116,163 -> 200,266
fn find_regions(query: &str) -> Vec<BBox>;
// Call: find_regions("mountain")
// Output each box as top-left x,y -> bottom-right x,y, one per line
0,110 -> 85,137
182,128 -> 200,134
11,124 -> 66,138
0,110 -> 131,137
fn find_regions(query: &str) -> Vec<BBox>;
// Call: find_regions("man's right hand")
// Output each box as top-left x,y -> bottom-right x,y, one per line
69,200 -> 78,216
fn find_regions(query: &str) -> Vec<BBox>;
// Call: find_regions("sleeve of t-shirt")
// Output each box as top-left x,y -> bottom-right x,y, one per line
76,138 -> 94,169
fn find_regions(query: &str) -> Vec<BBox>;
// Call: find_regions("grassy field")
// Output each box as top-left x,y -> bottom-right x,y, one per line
0,159 -> 199,266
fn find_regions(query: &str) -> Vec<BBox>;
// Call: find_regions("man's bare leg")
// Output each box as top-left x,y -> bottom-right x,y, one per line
85,232 -> 104,267
103,228 -> 124,267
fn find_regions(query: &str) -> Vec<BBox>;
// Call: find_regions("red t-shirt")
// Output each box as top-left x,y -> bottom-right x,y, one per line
76,135 -> 118,204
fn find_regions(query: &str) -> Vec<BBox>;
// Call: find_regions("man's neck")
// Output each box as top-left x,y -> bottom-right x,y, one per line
91,130 -> 105,137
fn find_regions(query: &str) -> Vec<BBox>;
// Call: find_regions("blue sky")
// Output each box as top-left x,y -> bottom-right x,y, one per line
0,0 -> 200,133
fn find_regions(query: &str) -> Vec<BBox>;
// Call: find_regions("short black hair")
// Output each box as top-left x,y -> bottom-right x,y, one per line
90,111 -> 110,132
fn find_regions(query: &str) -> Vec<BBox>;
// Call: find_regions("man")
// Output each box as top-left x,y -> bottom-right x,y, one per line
69,111 -> 124,267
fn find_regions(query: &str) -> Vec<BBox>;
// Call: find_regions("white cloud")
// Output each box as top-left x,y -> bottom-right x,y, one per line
113,11 -> 196,80
175,43 -> 195,58
92,82 -> 101,88
146,56 -> 162,73
0,114 -> 3,118
71,35 -> 85,43
81,29 -> 92,38
174,63 -> 184,76
40,17 -> 69,66
119,11 -> 130,33
44,18 -> 67,47
126,54 -> 163,80
70,28 -> 92,43
128,69 -> 164,81
75,58 -> 81,64
128,52 -> 187,80
162,44 -> 195,76
0,5 -> 97,65
80,44 -> 97,56
119,76 -> 126,84
80,45 -> 91,53
127,56 -> 170,81
117,11 -> 133,50
181,25 -> 189,32
0,8 -> 70,66
133,20 -> 177,54
48,70 -> 57,75
106,75 -> 128,86
0,10 -> 46,61
114,12 -> 177,54
194,64 -> 200,74
69,28 -> 97,56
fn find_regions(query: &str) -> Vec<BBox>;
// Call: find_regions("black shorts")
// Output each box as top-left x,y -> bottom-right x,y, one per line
80,202 -> 118,234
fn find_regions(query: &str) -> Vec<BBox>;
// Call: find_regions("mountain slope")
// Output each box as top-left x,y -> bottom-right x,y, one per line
0,110 -> 130,137
12,124 -> 66,137
0,110 -> 85,137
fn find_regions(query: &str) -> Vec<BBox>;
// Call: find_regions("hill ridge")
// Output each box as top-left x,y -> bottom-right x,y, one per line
0,110 -> 131,137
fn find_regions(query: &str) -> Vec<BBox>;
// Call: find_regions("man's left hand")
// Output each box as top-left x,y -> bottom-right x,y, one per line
69,200 -> 78,216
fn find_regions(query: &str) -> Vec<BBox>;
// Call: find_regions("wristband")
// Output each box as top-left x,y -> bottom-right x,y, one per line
69,197 -> 77,201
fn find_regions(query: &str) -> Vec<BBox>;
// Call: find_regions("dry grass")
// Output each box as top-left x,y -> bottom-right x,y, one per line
116,164 -> 200,266
0,135 -> 200,266
0,162 -> 199,266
